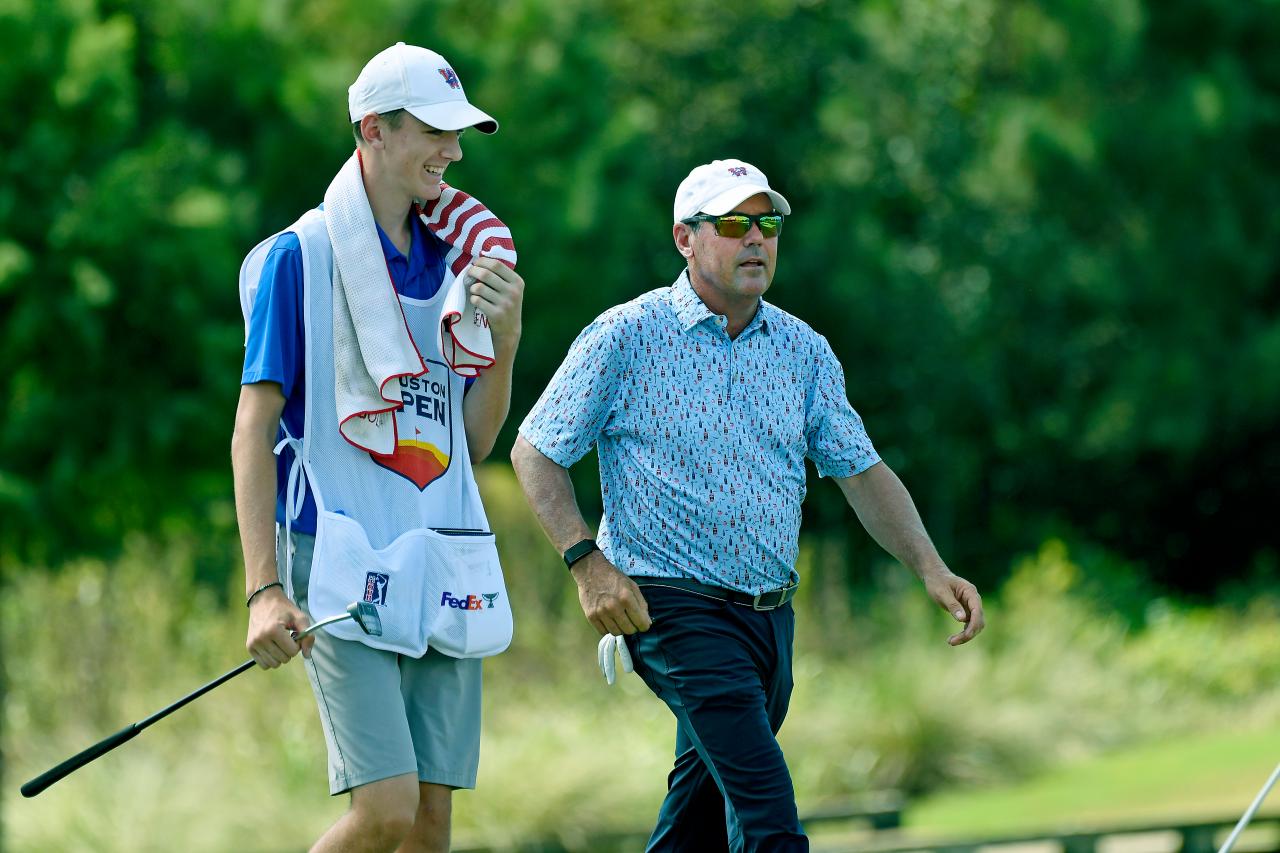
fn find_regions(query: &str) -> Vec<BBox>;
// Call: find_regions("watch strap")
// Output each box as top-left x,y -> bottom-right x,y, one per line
563,538 -> 599,569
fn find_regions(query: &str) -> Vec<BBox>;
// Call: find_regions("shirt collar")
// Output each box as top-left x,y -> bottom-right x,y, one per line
374,213 -> 426,269
669,269 -> 773,336
670,270 -> 716,332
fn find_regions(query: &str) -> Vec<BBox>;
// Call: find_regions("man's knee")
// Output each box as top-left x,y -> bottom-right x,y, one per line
349,774 -> 420,847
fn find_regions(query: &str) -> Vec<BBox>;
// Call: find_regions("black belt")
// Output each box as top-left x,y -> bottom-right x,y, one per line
632,576 -> 798,611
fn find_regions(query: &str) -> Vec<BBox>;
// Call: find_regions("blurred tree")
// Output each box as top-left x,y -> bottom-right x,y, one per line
0,0 -> 1276,594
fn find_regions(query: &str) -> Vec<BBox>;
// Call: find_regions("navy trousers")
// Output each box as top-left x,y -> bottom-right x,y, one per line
625,585 -> 808,853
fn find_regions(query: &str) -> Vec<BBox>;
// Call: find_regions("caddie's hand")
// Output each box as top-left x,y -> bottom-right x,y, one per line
571,551 -> 652,636
921,569 -> 985,646
246,587 -> 313,668
467,256 -> 524,349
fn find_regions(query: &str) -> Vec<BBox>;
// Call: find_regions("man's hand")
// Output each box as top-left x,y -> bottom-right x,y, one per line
467,257 -> 524,351
921,569 -> 985,646
570,551 -> 652,636
246,588 -> 314,668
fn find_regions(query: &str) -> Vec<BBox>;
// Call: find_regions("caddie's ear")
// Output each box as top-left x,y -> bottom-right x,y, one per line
358,113 -> 386,148
673,222 -> 696,259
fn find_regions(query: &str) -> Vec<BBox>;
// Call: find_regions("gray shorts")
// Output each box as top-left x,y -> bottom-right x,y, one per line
280,529 -> 482,794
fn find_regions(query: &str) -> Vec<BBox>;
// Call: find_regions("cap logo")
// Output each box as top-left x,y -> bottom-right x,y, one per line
438,68 -> 461,89
727,166 -> 749,177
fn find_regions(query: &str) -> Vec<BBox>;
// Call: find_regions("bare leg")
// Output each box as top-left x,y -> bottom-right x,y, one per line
310,773 -> 419,853
396,782 -> 453,853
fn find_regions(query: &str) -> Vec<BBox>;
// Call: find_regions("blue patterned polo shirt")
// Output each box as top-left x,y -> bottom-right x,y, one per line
519,270 -> 880,593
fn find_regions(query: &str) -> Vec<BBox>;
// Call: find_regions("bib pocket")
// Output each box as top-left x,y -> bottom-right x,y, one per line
308,511 -> 513,659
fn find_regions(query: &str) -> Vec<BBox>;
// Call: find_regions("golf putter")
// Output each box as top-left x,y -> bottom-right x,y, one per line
20,601 -> 382,798
292,601 -> 382,642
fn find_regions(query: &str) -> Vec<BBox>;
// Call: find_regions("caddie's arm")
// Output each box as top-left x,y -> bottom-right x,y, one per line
511,436 -> 652,636
231,381 -> 313,666
836,461 -> 985,645
462,258 -> 525,462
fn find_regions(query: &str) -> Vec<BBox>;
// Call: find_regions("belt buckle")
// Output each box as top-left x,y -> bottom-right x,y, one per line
752,591 -> 772,611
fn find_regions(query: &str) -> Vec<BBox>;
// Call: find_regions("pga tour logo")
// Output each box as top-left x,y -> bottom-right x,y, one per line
364,572 -> 389,606
440,591 -> 500,611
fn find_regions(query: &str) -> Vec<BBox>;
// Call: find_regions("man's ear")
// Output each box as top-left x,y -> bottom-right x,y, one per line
673,223 -> 695,259
358,113 -> 385,148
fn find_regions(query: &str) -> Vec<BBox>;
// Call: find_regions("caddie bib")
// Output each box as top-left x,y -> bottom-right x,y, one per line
239,208 -> 513,659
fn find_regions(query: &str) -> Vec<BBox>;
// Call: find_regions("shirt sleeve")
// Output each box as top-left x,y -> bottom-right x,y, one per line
805,334 -> 881,478
242,233 -> 304,397
518,311 -> 630,468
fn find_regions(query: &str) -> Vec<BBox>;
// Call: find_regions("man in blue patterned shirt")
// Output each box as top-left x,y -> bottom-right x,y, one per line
512,158 -> 984,851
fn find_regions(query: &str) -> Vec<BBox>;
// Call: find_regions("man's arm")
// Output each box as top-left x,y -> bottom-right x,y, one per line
461,258 -> 524,462
835,461 -> 985,645
231,382 -> 312,666
510,436 -> 651,635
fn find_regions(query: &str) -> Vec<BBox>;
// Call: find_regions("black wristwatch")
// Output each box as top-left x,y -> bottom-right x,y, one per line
562,538 -> 599,569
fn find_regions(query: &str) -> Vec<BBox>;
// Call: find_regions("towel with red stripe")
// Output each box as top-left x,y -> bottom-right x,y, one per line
324,152 -> 517,454
418,184 -> 517,376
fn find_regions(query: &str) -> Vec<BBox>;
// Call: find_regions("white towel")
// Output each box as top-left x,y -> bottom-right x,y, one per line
323,153 -> 517,454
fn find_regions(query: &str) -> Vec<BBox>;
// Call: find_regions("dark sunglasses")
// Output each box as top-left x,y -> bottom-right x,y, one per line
682,212 -> 784,239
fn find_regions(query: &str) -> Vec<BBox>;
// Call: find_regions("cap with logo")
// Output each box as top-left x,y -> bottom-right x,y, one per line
348,42 -> 498,135
673,158 -> 791,223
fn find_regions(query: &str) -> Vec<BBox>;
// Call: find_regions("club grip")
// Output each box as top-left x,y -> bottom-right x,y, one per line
21,724 -> 141,797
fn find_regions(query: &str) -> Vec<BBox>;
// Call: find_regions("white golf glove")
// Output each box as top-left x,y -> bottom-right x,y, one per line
597,633 -> 634,685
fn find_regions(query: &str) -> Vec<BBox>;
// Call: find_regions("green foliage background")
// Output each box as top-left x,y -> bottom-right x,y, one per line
2,0 -> 1278,592
2,3 -> 1280,845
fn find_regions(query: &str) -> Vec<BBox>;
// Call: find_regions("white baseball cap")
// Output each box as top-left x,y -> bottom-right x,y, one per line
673,158 -> 791,223
348,42 -> 498,134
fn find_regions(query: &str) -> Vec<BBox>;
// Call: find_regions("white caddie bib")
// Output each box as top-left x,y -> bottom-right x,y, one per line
239,208 -> 513,659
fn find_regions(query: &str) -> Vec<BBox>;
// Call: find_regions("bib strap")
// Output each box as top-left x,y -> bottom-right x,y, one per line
273,427 -> 325,602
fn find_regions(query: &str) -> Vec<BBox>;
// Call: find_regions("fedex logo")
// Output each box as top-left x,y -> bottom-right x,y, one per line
441,591 -> 484,610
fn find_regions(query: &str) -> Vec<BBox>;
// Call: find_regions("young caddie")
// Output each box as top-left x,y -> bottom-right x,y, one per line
233,43 -> 524,853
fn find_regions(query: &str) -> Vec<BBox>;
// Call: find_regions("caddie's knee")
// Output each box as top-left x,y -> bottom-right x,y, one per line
350,774 -> 419,849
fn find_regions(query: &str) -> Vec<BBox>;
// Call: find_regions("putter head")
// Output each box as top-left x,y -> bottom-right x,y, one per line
346,601 -> 383,637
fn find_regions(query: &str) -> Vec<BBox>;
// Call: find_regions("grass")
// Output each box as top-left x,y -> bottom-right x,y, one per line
905,721 -> 1280,835
5,467 -> 1280,850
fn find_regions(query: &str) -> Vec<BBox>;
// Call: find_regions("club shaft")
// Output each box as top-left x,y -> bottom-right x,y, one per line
298,611 -> 349,637
137,659 -> 256,729
1219,761 -> 1280,853
137,615 -> 355,729
21,609 -> 356,798
139,613 -> 349,729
